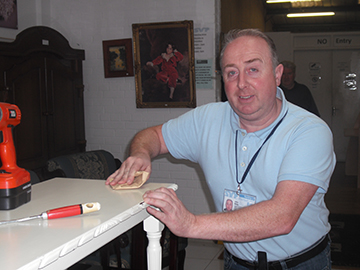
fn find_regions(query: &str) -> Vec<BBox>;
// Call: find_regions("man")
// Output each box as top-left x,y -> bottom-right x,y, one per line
106,29 -> 335,269
280,60 -> 320,117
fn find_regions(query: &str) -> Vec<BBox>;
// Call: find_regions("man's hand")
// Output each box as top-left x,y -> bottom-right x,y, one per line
106,124 -> 167,187
105,153 -> 151,186
143,187 -> 196,238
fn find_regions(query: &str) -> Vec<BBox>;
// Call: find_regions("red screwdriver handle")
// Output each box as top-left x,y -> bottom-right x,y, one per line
47,204 -> 82,219
45,202 -> 101,220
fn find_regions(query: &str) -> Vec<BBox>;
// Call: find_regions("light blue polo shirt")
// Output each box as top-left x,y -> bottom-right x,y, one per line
162,87 -> 336,261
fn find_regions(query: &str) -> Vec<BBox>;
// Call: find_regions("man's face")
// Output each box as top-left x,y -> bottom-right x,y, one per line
222,36 -> 283,125
226,199 -> 233,211
281,67 -> 295,89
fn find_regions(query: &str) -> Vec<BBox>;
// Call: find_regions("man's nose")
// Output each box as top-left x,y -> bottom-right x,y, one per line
237,72 -> 248,89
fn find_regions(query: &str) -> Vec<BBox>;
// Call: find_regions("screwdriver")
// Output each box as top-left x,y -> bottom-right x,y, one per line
0,202 -> 101,225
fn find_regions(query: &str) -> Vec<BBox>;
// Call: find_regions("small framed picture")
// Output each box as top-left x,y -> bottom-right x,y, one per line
132,20 -> 196,108
102,38 -> 134,78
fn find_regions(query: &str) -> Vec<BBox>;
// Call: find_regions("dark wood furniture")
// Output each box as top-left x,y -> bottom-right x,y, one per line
0,26 -> 86,177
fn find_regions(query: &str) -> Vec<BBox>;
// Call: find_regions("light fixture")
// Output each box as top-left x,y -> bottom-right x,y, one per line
287,12 -> 335,17
266,0 -> 321,3
266,0 -> 292,3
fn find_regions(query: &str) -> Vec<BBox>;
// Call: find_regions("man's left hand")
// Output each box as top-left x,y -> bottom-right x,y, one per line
143,187 -> 195,237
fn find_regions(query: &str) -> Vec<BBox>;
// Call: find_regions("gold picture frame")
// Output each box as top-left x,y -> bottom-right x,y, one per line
102,38 -> 134,78
132,20 -> 196,108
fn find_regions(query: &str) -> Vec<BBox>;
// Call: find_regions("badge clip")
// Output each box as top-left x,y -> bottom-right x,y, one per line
237,184 -> 242,195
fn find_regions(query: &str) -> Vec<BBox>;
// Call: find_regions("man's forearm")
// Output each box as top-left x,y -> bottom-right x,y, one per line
185,199 -> 290,242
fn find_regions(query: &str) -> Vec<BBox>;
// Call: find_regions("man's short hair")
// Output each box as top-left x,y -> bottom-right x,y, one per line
220,29 -> 279,71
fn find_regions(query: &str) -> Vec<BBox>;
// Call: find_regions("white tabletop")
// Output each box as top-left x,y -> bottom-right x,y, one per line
0,178 -> 177,270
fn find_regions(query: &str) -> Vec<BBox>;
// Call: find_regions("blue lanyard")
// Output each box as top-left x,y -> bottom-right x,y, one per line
235,111 -> 288,194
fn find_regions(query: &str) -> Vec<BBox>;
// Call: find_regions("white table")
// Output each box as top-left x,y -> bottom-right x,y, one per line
0,178 -> 177,270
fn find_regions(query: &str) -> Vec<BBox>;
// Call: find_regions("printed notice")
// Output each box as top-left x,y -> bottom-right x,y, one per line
194,26 -> 213,58
195,59 -> 213,89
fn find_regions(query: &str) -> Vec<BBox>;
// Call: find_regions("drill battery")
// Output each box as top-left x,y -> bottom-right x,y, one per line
0,169 -> 31,210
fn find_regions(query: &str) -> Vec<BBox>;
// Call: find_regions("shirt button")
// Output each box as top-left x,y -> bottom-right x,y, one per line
240,162 -> 245,167
241,132 -> 246,136
242,146 -> 247,151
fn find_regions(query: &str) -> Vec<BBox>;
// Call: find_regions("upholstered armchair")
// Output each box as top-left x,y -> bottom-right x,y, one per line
46,149 -> 121,180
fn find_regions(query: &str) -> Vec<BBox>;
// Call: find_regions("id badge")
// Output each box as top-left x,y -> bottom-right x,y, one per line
223,189 -> 256,212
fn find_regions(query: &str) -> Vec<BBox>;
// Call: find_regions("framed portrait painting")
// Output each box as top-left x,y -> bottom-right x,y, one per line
132,20 -> 196,108
102,38 -> 134,78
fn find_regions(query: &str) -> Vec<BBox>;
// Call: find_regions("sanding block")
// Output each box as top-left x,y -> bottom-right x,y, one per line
110,171 -> 149,190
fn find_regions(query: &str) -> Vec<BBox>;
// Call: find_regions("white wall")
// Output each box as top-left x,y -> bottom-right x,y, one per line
0,0 -> 218,215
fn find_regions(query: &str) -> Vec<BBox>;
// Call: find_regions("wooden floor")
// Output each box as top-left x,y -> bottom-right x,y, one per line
325,162 -> 360,215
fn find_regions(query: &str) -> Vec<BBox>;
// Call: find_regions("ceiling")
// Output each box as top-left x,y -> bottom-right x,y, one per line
263,0 -> 360,33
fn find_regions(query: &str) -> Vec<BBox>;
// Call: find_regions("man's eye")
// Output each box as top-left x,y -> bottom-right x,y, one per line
227,70 -> 237,77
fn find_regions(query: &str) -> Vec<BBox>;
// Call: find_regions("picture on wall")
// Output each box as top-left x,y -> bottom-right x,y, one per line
0,0 -> 18,29
102,38 -> 134,78
132,20 -> 196,108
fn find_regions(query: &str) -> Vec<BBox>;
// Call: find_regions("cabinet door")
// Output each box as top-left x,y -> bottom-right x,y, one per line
46,56 -> 85,158
3,56 -> 48,169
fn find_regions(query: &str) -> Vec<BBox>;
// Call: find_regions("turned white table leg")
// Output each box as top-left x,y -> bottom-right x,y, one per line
143,215 -> 165,270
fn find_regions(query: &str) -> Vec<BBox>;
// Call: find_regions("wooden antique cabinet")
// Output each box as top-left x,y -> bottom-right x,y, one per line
0,26 -> 86,174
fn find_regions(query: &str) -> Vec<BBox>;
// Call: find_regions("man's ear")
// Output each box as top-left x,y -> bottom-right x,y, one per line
275,64 -> 284,86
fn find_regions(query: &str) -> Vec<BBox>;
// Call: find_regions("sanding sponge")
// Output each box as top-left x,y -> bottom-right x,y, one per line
110,171 -> 149,190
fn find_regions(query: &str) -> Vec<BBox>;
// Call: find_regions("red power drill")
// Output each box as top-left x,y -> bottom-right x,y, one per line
0,102 -> 31,210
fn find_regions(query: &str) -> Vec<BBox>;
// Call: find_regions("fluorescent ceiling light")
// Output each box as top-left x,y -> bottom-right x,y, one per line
267,0 -> 320,3
287,12 -> 335,17
267,0 -> 292,2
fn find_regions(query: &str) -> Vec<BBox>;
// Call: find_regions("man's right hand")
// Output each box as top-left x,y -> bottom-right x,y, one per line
106,124 -> 167,187
105,153 -> 151,186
